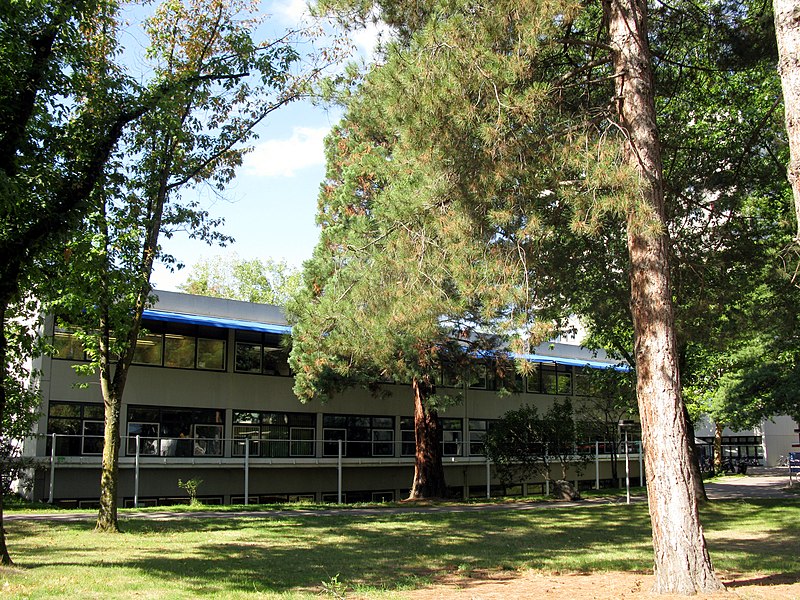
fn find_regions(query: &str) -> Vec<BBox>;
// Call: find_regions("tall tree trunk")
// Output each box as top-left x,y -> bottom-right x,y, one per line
0,302 -> 13,565
684,403 -> 708,503
603,0 -> 724,593
714,422 -> 724,474
96,389 -> 121,532
775,0 -> 800,241
408,376 -> 447,499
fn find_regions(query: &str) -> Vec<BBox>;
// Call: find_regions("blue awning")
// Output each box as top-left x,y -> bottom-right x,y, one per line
509,352 -> 630,372
142,309 -> 292,335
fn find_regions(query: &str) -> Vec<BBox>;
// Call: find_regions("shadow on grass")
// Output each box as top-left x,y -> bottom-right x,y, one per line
5,498 -> 799,596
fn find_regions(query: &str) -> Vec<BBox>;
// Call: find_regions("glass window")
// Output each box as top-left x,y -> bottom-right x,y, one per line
133,333 -> 163,365
441,418 -> 463,456
164,334 -> 196,368
235,342 -> 262,373
263,346 -> 291,376
441,363 -> 462,388
400,417 -> 415,456
469,420 -> 492,456
47,402 -> 106,456
52,329 -> 84,360
323,428 -> 346,457
290,427 -> 315,457
372,429 -> 394,456
81,421 -> 104,454
526,364 -> 541,393
127,422 -> 160,455
193,424 -> 223,456
197,338 -> 225,370
468,365 -> 488,389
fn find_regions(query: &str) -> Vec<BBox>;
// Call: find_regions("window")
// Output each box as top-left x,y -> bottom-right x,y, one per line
164,334 -> 196,368
47,402 -> 104,456
441,418 -> 463,456
468,365 -> 488,390
234,331 -> 291,376
52,327 -> 85,361
232,411 -> 316,457
400,417 -> 416,457
133,333 -> 163,366
126,405 -> 224,457
322,414 -> 395,458
126,422 -> 160,455
197,338 -> 225,371
541,364 -> 572,395
469,419 -> 496,455
440,363 -> 463,388
574,369 -> 594,396
526,364 -> 542,394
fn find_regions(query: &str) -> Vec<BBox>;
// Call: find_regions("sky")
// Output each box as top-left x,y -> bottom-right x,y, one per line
144,0 -> 386,291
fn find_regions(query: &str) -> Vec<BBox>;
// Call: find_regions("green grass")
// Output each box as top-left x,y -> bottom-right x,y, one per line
2,498 -> 798,598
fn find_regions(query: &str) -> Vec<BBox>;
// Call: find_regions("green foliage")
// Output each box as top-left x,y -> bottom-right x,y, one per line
179,254 -> 301,305
485,398 -> 587,485
177,477 -> 203,505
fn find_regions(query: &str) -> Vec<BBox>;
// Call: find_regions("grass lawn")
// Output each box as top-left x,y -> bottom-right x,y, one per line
2,498 -> 798,598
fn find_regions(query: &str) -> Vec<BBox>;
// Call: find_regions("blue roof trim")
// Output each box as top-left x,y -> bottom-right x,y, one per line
509,352 -> 631,372
142,309 -> 292,335
142,309 -> 628,371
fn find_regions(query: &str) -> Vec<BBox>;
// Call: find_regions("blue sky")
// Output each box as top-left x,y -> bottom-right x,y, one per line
145,0 -> 385,291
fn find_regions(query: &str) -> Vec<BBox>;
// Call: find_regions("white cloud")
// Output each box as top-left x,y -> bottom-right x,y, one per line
351,19 -> 391,62
244,126 -> 328,177
272,0 -> 312,24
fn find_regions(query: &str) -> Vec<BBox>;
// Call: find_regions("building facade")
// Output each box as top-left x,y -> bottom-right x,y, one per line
25,291 -> 641,507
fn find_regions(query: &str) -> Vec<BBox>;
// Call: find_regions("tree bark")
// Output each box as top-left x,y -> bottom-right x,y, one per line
603,0 -> 724,593
684,403 -> 708,503
0,302 -> 13,565
774,0 -> 800,241
408,376 -> 447,499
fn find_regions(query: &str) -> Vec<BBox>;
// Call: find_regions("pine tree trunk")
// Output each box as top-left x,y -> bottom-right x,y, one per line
775,0 -> 800,241
96,388 -> 121,532
0,302 -> 13,565
408,377 -> 447,499
603,0 -> 724,593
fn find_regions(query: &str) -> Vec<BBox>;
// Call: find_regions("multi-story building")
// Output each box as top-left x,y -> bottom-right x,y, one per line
23,290 -> 645,508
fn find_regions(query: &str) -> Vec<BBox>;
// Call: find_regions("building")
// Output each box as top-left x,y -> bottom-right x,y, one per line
24,290 -> 642,508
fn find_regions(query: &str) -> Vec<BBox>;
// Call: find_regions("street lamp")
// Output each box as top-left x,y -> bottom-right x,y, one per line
619,420 -> 636,505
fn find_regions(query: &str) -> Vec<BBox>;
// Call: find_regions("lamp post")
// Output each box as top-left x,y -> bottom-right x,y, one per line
619,420 -> 635,505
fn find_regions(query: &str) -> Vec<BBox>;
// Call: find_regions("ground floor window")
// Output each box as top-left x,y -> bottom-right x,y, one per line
322,414 -> 395,458
468,419 -> 497,456
47,401 -> 104,456
126,405 -> 224,457
232,411 -> 315,457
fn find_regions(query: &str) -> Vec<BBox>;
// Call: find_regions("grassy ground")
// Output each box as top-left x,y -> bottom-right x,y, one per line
1,498 -> 798,598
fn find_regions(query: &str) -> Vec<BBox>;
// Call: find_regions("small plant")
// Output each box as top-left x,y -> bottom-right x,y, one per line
177,477 -> 203,505
320,573 -> 347,598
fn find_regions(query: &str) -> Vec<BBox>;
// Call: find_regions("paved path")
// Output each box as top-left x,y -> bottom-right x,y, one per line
6,468 -> 795,522
704,466 -> 797,500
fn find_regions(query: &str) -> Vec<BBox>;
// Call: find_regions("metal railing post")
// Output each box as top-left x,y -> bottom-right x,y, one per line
134,435 -> 140,508
244,439 -> 250,506
624,430 -> 631,505
337,439 -> 343,504
595,441 -> 600,490
48,433 -> 56,503
638,441 -> 644,487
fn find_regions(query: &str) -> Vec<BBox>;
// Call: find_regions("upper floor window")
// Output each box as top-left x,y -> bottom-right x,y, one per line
234,331 -> 291,376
